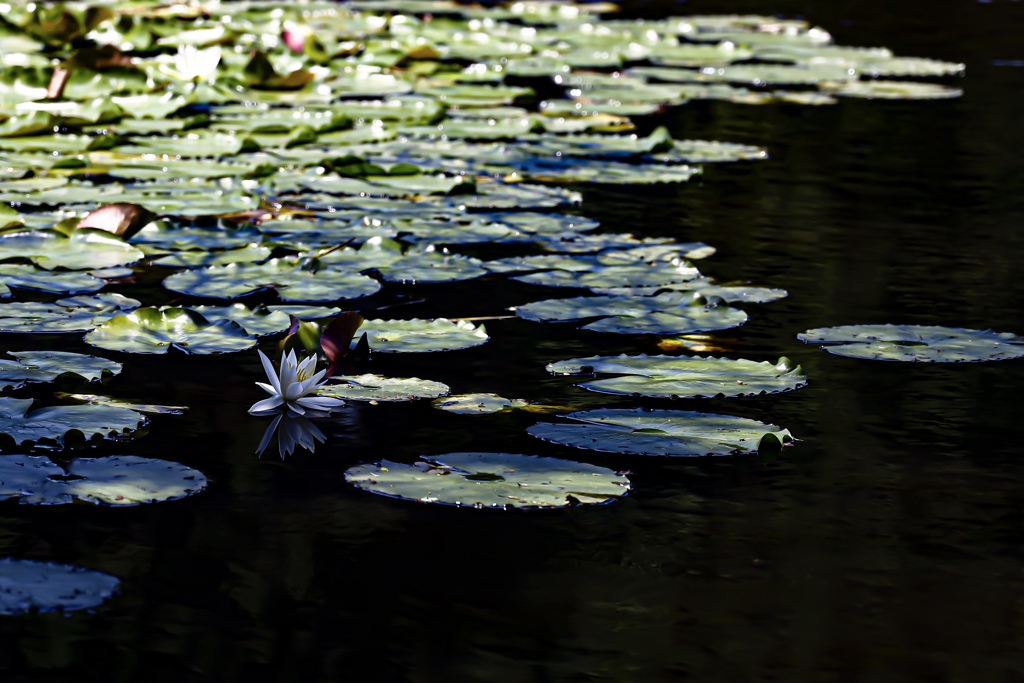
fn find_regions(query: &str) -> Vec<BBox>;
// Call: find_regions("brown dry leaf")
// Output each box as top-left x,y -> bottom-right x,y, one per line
76,203 -> 156,240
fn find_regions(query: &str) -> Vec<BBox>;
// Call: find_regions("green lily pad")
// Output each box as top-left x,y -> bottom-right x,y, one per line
163,260 -> 382,302
547,355 -> 808,398
376,251 -> 488,284
318,374 -> 450,401
149,244 -> 272,268
0,351 -> 121,391
0,263 -> 105,295
345,452 -> 631,509
0,558 -> 120,615
85,307 -> 256,355
515,262 -> 702,290
189,304 -> 293,337
356,318 -> 489,353
0,229 -> 144,270
528,408 -> 793,456
0,454 -> 206,505
0,294 -> 140,333
819,80 -> 963,100
796,324 -> 1024,362
433,393 -> 528,414
0,397 -> 146,448
517,292 -> 748,335
594,280 -> 788,304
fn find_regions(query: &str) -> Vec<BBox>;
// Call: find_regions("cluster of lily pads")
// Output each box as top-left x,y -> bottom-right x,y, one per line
0,0 -> 975,615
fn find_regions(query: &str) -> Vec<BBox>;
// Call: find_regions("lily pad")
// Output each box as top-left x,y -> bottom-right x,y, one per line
345,452 -> 631,509
0,558 -> 120,615
0,264 -> 105,295
356,318 -> 489,353
819,80 -> 963,100
0,229 -> 144,271
189,304 -> 293,337
546,355 -> 807,398
163,260 -> 382,302
528,408 -> 793,456
0,454 -> 206,505
0,351 -> 121,391
0,397 -> 146,448
318,374 -> 450,401
85,307 -> 256,355
516,292 -> 748,335
433,393 -> 528,414
796,324 -> 1024,362
0,294 -> 140,333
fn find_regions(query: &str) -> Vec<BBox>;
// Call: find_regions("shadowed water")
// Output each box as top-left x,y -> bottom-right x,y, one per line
2,0 -> 1024,681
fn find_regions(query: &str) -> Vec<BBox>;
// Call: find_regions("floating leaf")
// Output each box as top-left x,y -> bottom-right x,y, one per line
0,229 -> 144,270
356,318 -> 489,353
796,324 -> 1024,362
318,374 -> 450,401
345,452 -> 631,509
528,408 -> 793,456
433,393 -> 528,414
0,454 -> 205,505
547,355 -> 808,398
0,294 -> 140,333
190,304 -> 293,337
0,351 -> 121,391
0,397 -> 146,448
819,80 -> 963,100
85,307 -> 256,355
0,263 -> 104,296
163,260 -> 382,302
0,558 -> 119,615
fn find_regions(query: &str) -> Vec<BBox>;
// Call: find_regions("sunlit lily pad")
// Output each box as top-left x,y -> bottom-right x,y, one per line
433,393 -> 528,414
356,318 -> 489,353
797,324 -> 1024,362
547,355 -> 807,398
85,307 -> 256,355
528,408 -> 793,456
0,558 -> 120,615
189,304 -> 293,337
0,351 -> 121,391
318,374 -> 450,401
0,454 -> 206,505
0,397 -> 146,448
163,260 -> 382,302
345,452 -> 631,509
0,229 -> 144,270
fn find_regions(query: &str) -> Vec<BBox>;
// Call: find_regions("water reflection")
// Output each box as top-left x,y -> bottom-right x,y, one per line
255,410 -> 328,459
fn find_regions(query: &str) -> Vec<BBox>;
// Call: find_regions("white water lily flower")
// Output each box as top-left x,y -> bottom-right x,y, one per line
249,349 -> 344,416
167,45 -> 222,82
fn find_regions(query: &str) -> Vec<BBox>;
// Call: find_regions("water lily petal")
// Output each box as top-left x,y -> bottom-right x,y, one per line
258,350 -> 281,395
249,395 -> 284,414
293,368 -> 328,398
295,395 -> 345,413
296,354 -> 318,382
280,349 -> 299,392
255,381 -> 279,397
255,412 -> 284,455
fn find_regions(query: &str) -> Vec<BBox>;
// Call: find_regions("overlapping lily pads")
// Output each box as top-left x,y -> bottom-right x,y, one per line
797,324 -> 1024,362
433,393 -> 529,414
345,452 -> 631,509
0,454 -> 207,505
528,408 -> 793,456
547,355 -> 807,398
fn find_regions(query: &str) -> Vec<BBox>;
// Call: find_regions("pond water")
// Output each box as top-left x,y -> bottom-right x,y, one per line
2,0 -> 1024,681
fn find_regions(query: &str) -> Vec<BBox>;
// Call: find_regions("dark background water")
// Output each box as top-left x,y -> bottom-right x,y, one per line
4,1 -> 1024,681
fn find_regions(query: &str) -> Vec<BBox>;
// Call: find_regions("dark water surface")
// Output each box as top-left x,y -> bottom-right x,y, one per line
4,1 -> 1024,681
